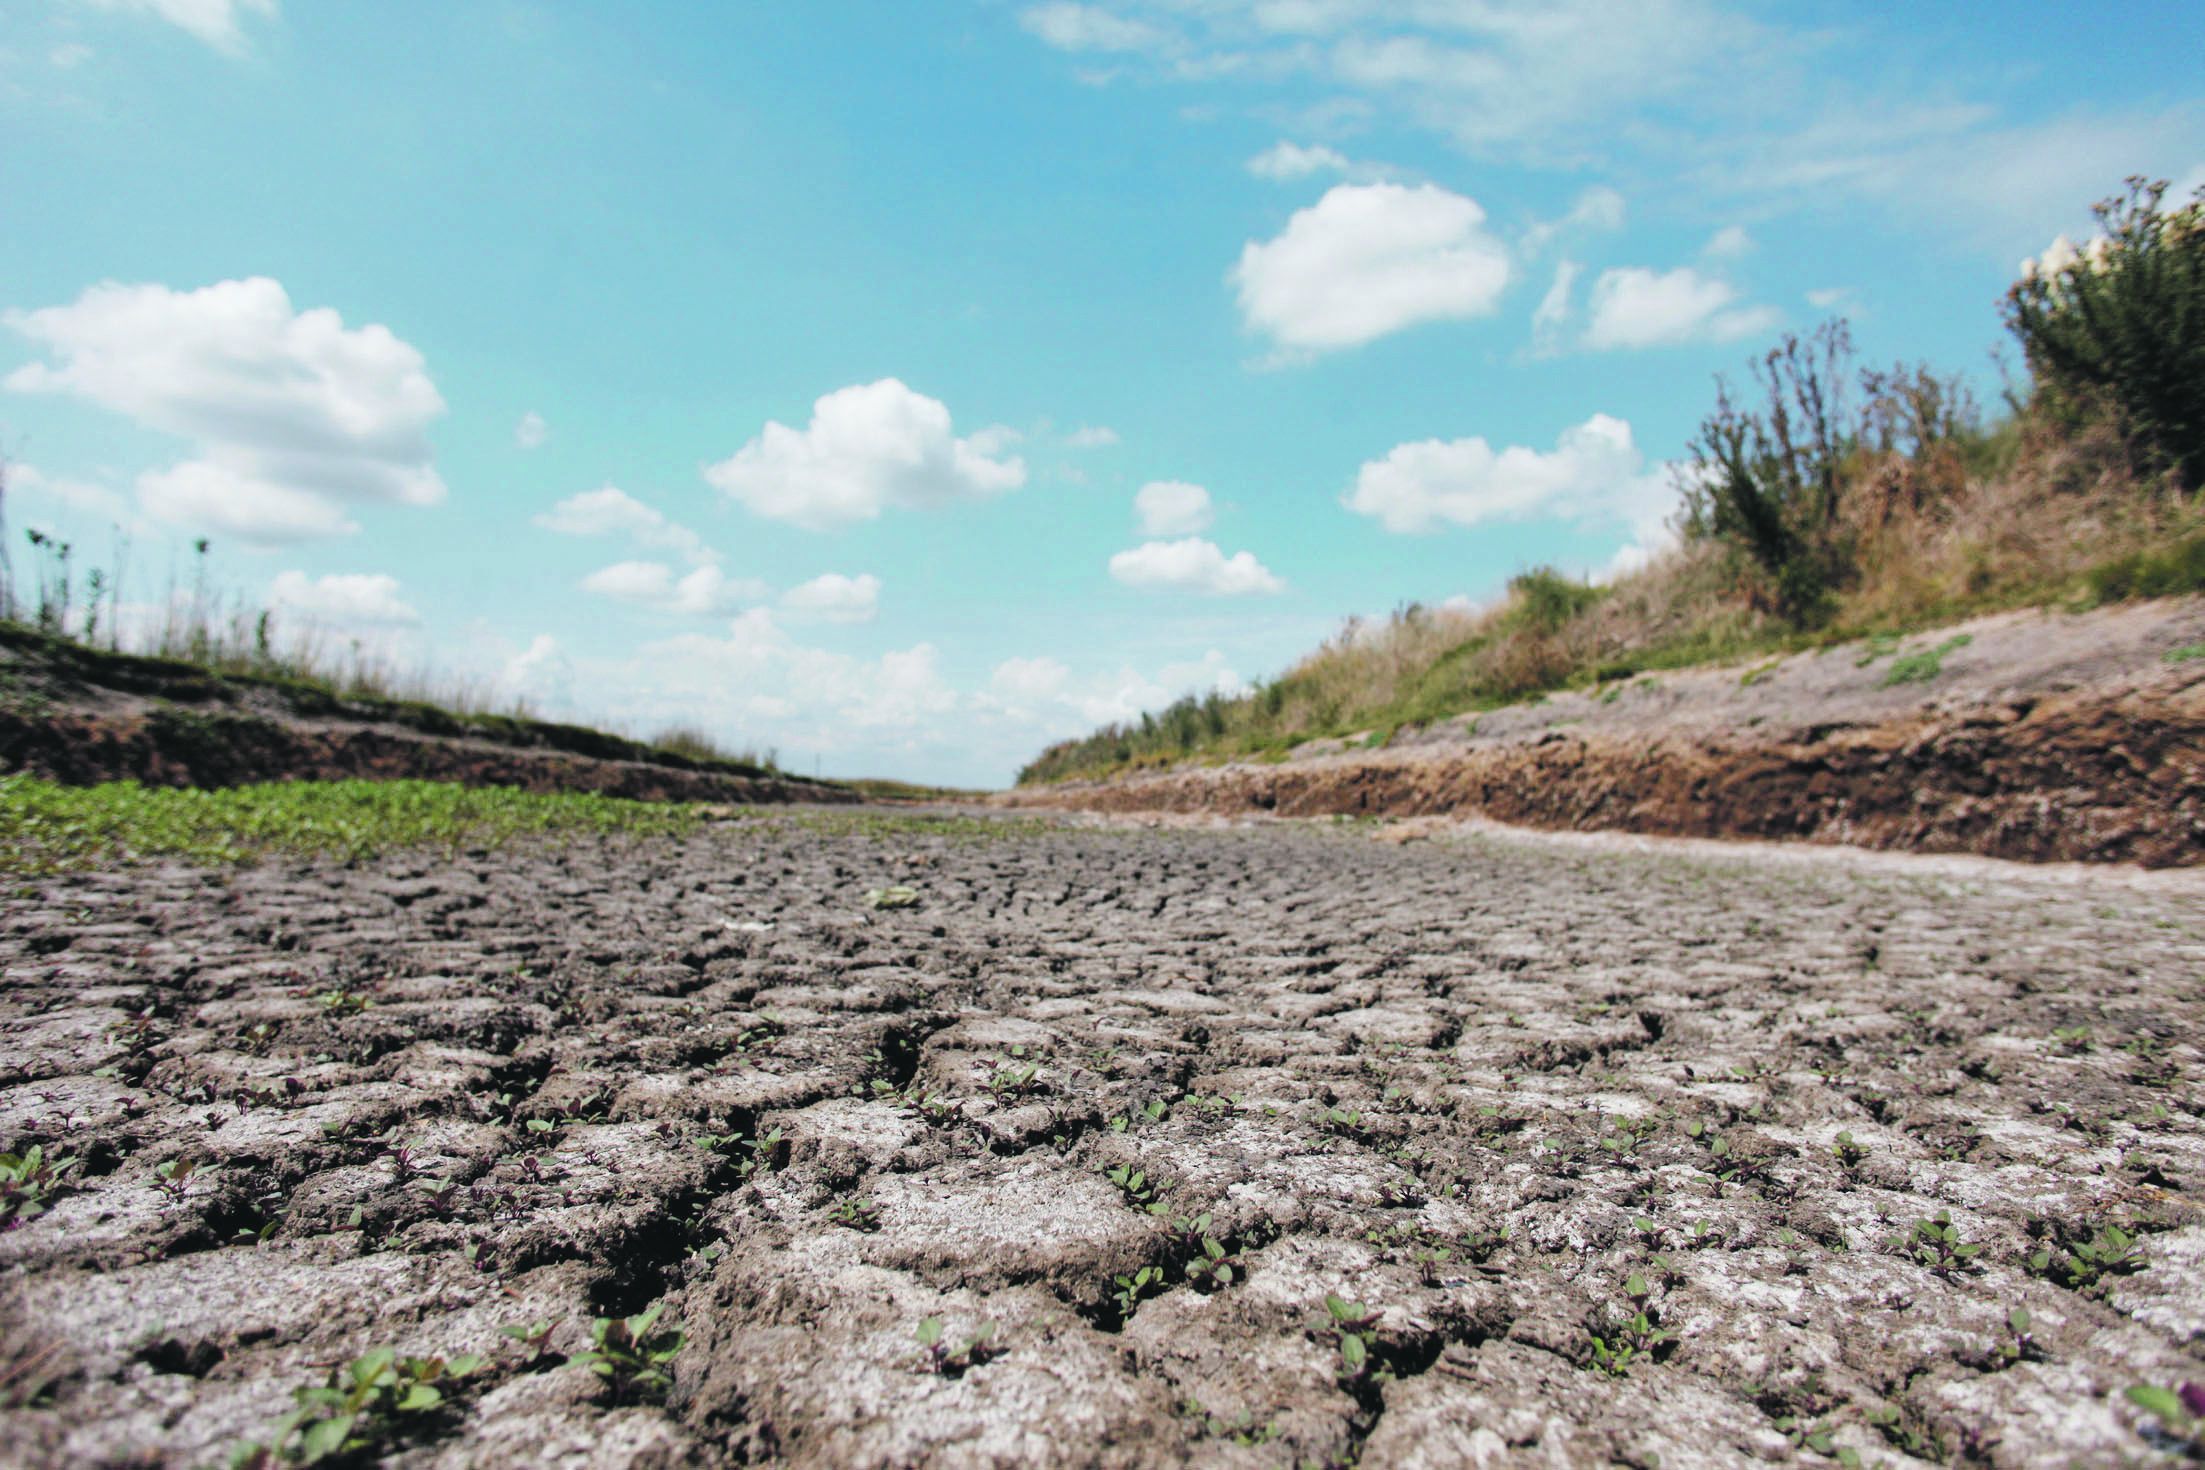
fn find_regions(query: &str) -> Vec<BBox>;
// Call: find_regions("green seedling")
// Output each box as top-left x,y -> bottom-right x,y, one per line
2051,1025 -> 2093,1054
864,885 -> 920,910
2029,1223 -> 2145,1293
1832,1131 -> 1867,1168
0,1146 -> 74,1229
152,1156 -> 201,1202
1587,1311 -> 1670,1376
318,990 -> 372,1015
1322,1293 -> 1384,1384
1180,1400 -> 1280,1446
987,1060 -> 1040,1100
1111,1265 -> 1165,1318
914,1316 -> 999,1376
1104,1164 -> 1168,1215
1863,1404 -> 1945,1460
1997,1306 -> 2037,1364
1775,1414 -> 1856,1462
229,1347 -> 484,1467
1322,1106 -> 1363,1136
828,1196 -> 881,1231
499,1319 -> 561,1370
2126,1383 -> 2205,1452
1904,1212 -> 1981,1275
573,1302 -> 684,1403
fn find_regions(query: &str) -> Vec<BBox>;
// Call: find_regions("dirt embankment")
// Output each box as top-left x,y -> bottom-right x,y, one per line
1005,598 -> 2205,867
0,630 -> 853,806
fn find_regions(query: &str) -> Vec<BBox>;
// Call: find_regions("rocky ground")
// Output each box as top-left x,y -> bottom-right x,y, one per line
3,808 -> 2202,1467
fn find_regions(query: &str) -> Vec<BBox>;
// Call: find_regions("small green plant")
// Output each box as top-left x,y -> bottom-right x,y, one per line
230,1347 -> 485,1466
986,1059 -> 1040,1101
1831,1130 -> 1867,1168
1321,1293 -> 1384,1384
914,1316 -> 999,1376
1863,1403 -> 1945,1461
2125,1383 -> 2205,1453
2051,1024 -> 2093,1054
1903,1211 -> 1982,1275
2028,1222 -> 2145,1293
1180,1399 -> 1281,1447
1587,1310 -> 1671,1377
1111,1265 -> 1165,1318
1321,1106 -> 1363,1136
1104,1164 -> 1168,1215
0,1146 -> 74,1229
2166,642 -> 2205,664
828,1196 -> 881,1231
499,1319 -> 561,1370
318,989 -> 372,1015
864,885 -> 920,910
1880,633 -> 1971,686
1108,1098 -> 1169,1132
152,1156 -> 202,1202
573,1303 -> 684,1403
1996,1305 -> 2038,1365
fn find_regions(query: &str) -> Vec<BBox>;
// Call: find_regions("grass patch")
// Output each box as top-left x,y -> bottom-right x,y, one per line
2083,531 -> 2205,605
0,776 -> 703,877
1881,634 -> 1973,687
2166,643 -> 2205,664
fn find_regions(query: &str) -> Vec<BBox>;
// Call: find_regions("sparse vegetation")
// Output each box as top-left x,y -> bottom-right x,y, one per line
1018,177 -> 2205,788
0,774 -> 704,876
231,1347 -> 485,1466
572,1302 -> 684,1404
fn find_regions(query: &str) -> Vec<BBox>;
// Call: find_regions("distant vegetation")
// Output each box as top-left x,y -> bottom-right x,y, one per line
0,776 -> 704,877
1020,177 -> 2205,786
0,524 -> 782,778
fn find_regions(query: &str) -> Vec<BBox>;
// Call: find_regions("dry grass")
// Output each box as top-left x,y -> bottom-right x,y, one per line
1018,423 -> 2201,786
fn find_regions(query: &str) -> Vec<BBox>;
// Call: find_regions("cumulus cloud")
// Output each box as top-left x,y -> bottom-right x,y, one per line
580,561 -> 766,617
1133,480 -> 1214,536
648,610 -> 958,732
1231,182 -> 1510,353
1065,424 -> 1121,448
5,277 -> 445,545
1344,411 -> 1674,560
535,486 -> 715,566
81,0 -> 277,53
1582,265 -> 1779,350
1702,224 -> 1754,259
1109,537 -> 1283,595
704,378 -> 1026,530
268,570 -> 420,626
1246,140 -> 1350,180
781,572 -> 881,624
984,648 -> 1248,730
514,411 -> 548,450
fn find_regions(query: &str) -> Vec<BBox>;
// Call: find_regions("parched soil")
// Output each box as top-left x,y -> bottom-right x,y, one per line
1005,598 -> 2205,868
3,811 -> 2202,1467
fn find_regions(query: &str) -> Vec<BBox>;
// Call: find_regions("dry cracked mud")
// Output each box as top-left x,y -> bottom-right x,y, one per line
3,808 -> 2202,1468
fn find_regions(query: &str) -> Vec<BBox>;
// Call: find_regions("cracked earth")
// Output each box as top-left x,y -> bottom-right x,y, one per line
2,808 -> 2202,1467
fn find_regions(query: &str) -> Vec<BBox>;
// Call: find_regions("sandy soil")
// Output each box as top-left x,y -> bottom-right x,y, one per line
3,809 -> 2201,1467
1005,598 -> 2205,867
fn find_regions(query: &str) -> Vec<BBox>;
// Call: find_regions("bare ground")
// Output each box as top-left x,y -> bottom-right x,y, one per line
3,809 -> 2202,1467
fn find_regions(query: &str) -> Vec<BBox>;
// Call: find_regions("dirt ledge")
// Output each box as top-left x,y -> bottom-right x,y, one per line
1004,599 -> 2205,867
0,633 -> 852,806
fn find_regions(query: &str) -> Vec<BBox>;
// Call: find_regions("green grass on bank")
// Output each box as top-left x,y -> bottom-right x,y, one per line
0,776 -> 705,877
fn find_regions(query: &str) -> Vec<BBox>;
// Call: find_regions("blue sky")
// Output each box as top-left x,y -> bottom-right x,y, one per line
3,1 -> 2200,786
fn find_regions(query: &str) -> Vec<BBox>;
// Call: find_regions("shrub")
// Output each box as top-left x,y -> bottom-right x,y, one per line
2004,176 -> 2205,490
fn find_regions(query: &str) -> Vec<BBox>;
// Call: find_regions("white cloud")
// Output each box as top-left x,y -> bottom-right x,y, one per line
135,461 -> 358,543
1530,258 -> 1580,352
781,572 -> 881,624
498,633 -> 571,708
580,561 -> 766,617
1019,2 -> 1166,53
648,609 -> 958,732
989,655 -> 1072,706
704,378 -> 1026,530
79,0 -> 277,54
1065,424 -> 1121,448
1232,182 -> 1510,353
1109,537 -> 1283,595
4,462 -> 137,528
1133,480 -> 1214,536
1702,224 -> 1754,259
1344,412 -> 1674,557
1247,140 -> 1350,180
535,486 -> 716,566
1582,265 -> 1779,350
983,648 -> 1248,730
1520,185 -> 1625,253
268,570 -> 419,627
5,277 -> 445,544
50,43 -> 95,68
514,411 -> 548,450
1805,286 -> 1853,311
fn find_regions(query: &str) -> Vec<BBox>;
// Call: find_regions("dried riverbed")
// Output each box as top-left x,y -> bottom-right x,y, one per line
3,808 -> 2201,1467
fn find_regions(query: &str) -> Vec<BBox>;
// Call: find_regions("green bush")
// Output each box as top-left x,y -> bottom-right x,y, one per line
2082,530 -> 2205,604
2004,176 -> 2205,490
